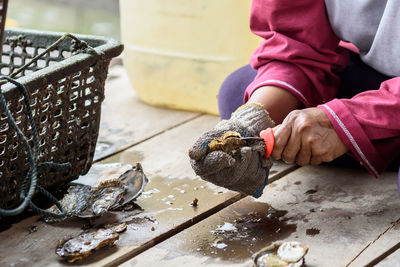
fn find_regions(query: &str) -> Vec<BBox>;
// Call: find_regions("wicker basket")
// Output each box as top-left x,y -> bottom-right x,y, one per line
0,28 -> 123,209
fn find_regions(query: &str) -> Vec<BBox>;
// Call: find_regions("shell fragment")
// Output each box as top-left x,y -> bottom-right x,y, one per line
253,241 -> 308,267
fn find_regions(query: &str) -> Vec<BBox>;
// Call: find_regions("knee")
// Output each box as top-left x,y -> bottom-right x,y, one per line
218,65 -> 257,120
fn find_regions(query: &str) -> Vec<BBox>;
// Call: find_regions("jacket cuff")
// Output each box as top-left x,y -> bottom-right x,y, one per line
318,99 -> 386,177
244,61 -> 319,107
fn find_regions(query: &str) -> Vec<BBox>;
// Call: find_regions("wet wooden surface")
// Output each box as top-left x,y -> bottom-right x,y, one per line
1,64 -> 399,266
0,64 -> 295,267
124,166 -> 400,267
376,248 -> 400,267
94,65 -> 199,161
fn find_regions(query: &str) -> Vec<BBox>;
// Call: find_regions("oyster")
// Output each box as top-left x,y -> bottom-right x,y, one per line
45,163 -> 148,220
208,131 -> 245,155
253,241 -> 308,267
56,228 -> 119,262
44,185 -> 92,222
86,180 -> 125,217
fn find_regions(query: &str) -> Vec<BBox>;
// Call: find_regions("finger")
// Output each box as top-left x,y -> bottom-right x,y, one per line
247,143 -> 272,168
238,146 -> 253,167
224,147 -> 254,186
271,123 -> 292,160
188,141 -> 208,161
310,144 -> 325,166
260,157 -> 273,169
191,151 -> 235,176
310,156 -> 322,166
296,135 -> 311,166
250,140 -> 266,155
188,130 -> 224,160
281,124 -> 302,164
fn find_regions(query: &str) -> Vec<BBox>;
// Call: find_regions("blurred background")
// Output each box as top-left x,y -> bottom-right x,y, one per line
7,0 -> 120,40
5,0 -> 258,115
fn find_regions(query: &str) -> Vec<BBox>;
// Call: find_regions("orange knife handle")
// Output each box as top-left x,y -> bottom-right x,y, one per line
260,128 -> 274,159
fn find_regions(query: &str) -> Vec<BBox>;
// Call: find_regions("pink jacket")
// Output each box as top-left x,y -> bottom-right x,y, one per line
244,0 -> 400,177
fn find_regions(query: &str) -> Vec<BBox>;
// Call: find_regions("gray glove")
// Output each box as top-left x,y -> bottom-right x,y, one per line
188,103 -> 275,197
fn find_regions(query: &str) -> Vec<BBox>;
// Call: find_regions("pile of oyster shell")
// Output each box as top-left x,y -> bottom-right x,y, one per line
48,163 -> 148,262
44,162 -> 148,222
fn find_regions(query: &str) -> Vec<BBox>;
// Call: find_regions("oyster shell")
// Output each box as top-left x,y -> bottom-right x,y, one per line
45,163 -> 148,220
44,185 -> 92,222
253,241 -> 308,267
103,222 -> 127,233
87,179 -> 125,217
56,228 -> 119,262
119,163 -> 148,206
208,131 -> 245,155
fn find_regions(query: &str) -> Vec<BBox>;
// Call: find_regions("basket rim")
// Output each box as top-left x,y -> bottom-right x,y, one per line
1,28 -> 123,96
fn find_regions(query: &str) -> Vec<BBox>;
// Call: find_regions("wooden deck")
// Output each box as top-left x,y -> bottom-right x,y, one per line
1,64 -> 399,267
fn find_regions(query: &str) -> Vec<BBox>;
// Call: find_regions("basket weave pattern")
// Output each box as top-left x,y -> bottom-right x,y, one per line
0,29 -> 121,209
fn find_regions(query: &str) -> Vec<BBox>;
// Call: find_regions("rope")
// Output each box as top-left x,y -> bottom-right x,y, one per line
0,33 -> 102,218
0,76 -> 70,218
0,33 -> 100,218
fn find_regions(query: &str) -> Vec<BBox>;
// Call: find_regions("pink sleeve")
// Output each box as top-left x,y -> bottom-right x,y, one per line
319,78 -> 400,177
244,0 -> 349,106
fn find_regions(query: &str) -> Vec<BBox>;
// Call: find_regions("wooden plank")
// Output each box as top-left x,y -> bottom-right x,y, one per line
94,65 -> 199,161
125,166 -> 400,267
347,220 -> 400,267
375,247 -> 400,267
87,116 -> 295,266
0,114 -> 295,267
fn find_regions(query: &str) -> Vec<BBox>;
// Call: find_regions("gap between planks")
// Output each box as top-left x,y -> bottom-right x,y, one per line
346,217 -> 400,267
93,111 -> 300,266
102,167 -> 299,267
102,193 -> 245,267
94,113 -> 203,163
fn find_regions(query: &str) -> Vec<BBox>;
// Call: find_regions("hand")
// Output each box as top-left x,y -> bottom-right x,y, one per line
190,141 -> 272,197
271,107 -> 348,165
188,103 -> 275,197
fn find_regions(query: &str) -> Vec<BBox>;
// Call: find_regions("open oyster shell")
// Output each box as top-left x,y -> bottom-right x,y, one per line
81,180 -> 125,217
56,228 -> 119,262
253,241 -> 308,267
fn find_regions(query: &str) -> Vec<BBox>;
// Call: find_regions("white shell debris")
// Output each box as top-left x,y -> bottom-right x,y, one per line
216,222 -> 237,232
253,241 -> 308,267
213,242 -> 228,249
277,242 -> 308,263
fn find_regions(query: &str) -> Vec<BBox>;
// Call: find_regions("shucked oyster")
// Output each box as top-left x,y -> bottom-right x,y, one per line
253,241 -> 308,267
56,228 -> 119,262
208,131 -> 245,155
